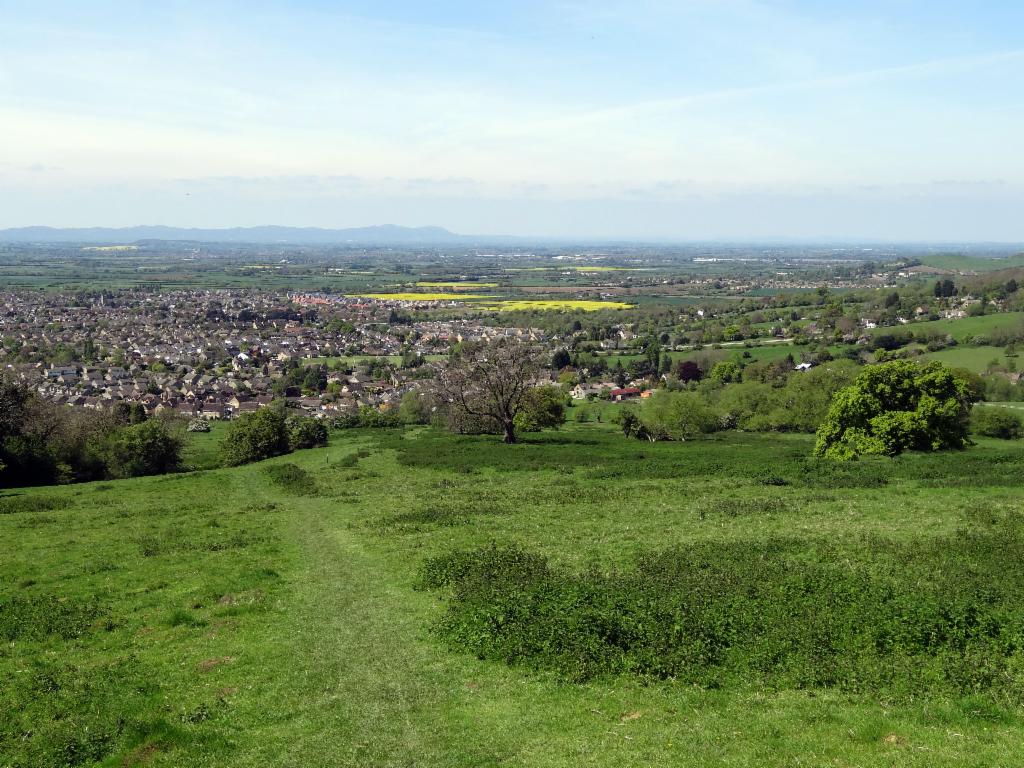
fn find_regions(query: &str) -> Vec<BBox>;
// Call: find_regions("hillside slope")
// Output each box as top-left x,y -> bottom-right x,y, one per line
3,426 -> 1024,766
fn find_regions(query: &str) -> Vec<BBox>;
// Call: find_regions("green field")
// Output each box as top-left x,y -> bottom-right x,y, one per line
3,424 -> 1024,766
874,311 -> 1024,342
921,253 -> 1024,272
415,281 -> 500,289
180,421 -> 231,471
600,341 -> 822,369
920,345 -> 1019,372
978,401 -> 1024,412
678,341 -> 809,365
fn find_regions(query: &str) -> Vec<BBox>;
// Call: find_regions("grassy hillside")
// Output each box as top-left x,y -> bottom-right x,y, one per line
3,425 -> 1024,766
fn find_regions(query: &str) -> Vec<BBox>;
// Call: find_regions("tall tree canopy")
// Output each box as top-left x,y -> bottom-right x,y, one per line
814,360 -> 976,459
437,339 -> 542,444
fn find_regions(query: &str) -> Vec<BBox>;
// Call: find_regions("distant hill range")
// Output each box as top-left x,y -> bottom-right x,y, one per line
0,224 -> 483,245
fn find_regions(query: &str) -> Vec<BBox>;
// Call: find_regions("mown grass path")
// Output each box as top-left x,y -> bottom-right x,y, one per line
247,505 -> 457,766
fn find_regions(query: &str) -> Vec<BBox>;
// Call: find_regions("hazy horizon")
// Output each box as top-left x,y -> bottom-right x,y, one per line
4,223 -> 1024,250
2,1 -> 1022,240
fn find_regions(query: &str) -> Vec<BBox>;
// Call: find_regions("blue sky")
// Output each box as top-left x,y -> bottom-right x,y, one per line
1,1 -> 1022,240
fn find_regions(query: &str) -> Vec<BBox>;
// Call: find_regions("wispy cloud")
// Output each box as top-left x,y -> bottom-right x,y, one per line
496,48 -> 1024,135
0,1 -> 1022,237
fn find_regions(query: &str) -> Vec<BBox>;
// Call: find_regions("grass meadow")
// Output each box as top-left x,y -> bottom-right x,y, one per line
919,345 -> 1019,372
3,423 -> 1024,766
870,312 -> 1024,343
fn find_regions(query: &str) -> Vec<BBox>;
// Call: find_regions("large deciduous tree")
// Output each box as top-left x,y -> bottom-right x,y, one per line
437,339 -> 542,444
814,360 -> 975,459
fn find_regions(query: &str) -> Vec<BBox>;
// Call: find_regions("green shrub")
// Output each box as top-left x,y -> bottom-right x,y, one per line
398,390 -> 433,425
333,406 -> 402,430
220,407 -> 289,467
335,452 -> 360,468
415,543 -> 550,592
638,390 -> 719,440
573,406 -> 591,423
710,361 -> 741,383
419,519 -> 1024,694
286,415 -> 328,451
261,462 -> 319,495
972,407 -> 1023,439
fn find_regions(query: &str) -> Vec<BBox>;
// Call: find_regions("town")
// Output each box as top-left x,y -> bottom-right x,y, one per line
3,254 -> 1022,428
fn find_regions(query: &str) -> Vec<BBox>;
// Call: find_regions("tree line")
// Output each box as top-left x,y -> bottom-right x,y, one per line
0,381 -> 182,488
615,358 -> 1018,459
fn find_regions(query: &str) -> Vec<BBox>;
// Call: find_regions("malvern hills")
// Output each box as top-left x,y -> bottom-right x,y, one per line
0,224 -> 474,245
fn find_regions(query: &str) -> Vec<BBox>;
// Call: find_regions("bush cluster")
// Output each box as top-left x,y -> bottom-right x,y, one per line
972,407 -> 1024,439
419,518 -> 1024,696
220,406 -> 327,466
0,380 -> 183,488
330,405 -> 403,430
616,362 -> 861,441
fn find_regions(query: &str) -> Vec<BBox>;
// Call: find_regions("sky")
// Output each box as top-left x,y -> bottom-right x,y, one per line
1,0 -> 1022,241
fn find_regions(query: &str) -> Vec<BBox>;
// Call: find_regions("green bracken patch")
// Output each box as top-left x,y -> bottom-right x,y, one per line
261,462 -> 320,495
419,513 -> 1024,695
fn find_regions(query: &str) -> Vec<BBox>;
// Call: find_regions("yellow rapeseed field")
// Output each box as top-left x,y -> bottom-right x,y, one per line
349,292 -> 494,301
348,294 -> 631,311
415,281 -> 499,289
482,299 -> 633,311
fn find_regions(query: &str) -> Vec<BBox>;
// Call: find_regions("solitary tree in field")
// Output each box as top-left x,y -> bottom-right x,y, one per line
437,339 -> 542,444
814,360 -> 975,459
